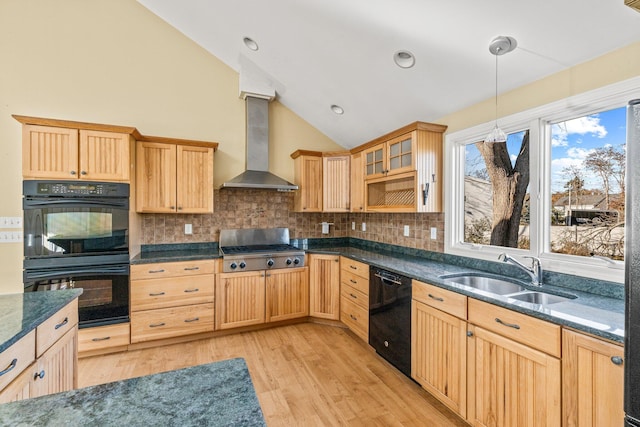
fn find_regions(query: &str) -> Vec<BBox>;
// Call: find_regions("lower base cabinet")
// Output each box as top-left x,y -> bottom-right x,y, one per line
562,329 -> 624,427
78,323 -> 130,356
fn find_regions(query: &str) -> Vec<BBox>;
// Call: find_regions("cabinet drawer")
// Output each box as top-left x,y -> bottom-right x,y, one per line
131,303 -> 214,343
131,274 -> 215,311
78,323 -> 130,353
341,283 -> 368,310
413,280 -> 467,319
341,296 -> 369,342
36,299 -> 79,357
341,269 -> 369,296
468,299 -> 561,357
0,330 -> 35,392
131,260 -> 216,280
340,257 -> 369,280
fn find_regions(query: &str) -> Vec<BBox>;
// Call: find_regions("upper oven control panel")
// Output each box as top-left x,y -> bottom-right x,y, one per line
23,180 -> 129,198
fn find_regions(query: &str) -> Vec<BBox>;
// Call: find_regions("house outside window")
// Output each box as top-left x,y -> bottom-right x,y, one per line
445,78 -> 640,283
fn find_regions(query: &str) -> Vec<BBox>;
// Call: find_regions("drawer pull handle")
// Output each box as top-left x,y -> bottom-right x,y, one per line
55,317 -> 69,330
149,292 -> 166,297
0,359 -> 17,376
611,356 -> 624,366
349,293 -> 358,299
350,279 -> 357,284
183,267 -> 200,271
34,370 -> 45,380
184,317 -> 200,323
350,314 -> 357,321
428,293 -> 444,302
91,336 -> 111,342
148,269 -> 165,274
149,322 -> 166,328
184,288 -> 200,293
350,265 -> 357,270
495,318 -> 520,329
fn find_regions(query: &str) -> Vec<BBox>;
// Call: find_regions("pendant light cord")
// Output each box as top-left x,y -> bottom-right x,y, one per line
494,48 -> 499,128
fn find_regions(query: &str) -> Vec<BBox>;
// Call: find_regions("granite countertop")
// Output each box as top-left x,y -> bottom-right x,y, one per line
0,289 -> 83,353
0,357 -> 265,427
133,239 -> 625,344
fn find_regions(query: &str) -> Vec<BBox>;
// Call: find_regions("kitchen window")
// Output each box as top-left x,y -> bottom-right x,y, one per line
445,77 -> 640,282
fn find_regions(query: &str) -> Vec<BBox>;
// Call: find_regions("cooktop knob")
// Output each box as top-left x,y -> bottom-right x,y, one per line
293,257 -> 301,265
286,258 -> 292,265
239,261 -> 246,269
267,259 -> 275,267
230,262 -> 237,270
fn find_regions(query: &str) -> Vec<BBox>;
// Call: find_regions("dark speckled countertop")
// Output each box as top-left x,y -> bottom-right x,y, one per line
0,289 -> 83,353
132,238 -> 625,344
0,357 -> 265,427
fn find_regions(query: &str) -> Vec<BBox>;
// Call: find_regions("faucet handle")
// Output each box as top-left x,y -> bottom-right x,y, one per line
523,256 -> 540,266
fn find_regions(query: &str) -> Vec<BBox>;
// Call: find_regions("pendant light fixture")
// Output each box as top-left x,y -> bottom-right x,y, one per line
484,36 -> 517,143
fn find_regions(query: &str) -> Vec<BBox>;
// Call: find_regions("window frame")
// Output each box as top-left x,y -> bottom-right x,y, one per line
444,77 -> 640,283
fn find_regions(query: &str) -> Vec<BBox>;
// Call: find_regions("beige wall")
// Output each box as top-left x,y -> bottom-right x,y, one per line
0,0 -> 341,294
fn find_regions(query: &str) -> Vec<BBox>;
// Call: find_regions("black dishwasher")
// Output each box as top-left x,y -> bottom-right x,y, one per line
369,267 -> 412,377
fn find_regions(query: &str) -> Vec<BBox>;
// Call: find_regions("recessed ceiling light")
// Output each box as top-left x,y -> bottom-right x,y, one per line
243,37 -> 259,51
330,104 -> 344,115
394,50 -> 415,68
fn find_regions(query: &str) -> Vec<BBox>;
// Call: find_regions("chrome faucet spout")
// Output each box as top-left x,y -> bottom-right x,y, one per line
498,252 -> 543,286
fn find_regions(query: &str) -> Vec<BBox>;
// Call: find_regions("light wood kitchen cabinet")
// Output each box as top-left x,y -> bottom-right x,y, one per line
322,153 -> 350,212
350,151 -> 365,212
266,267 -> 309,322
216,271 -> 266,330
562,329 -> 624,427
291,151 -> 323,212
0,299 -> 79,404
363,132 -> 415,179
411,280 -> 468,418
130,260 -> 215,343
136,138 -> 216,214
78,323 -> 130,357
308,254 -> 341,320
467,299 -> 561,427
340,257 -> 369,342
15,116 -> 136,182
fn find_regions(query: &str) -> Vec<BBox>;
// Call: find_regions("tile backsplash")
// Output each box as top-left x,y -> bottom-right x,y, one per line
139,189 -> 444,252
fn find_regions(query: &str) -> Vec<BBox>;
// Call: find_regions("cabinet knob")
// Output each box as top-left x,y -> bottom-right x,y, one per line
466,331 -> 474,337
34,370 -> 45,380
80,170 -> 87,175
69,170 -> 77,175
611,356 -> 624,366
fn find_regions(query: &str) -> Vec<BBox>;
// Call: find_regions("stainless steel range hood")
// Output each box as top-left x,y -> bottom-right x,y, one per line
220,95 -> 298,191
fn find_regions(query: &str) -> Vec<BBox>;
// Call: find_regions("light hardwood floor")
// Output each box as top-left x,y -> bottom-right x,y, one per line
79,323 -> 469,426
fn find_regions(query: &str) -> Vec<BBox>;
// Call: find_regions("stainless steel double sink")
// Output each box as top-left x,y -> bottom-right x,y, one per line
440,272 -> 577,305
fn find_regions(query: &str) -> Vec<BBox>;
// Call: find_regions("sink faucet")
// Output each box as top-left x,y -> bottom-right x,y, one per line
498,253 -> 543,286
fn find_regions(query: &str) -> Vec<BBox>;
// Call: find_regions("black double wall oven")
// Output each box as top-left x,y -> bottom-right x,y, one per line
23,180 -> 130,327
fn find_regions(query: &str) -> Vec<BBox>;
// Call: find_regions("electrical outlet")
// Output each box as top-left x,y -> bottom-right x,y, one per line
361,222 -> 366,232
403,225 -> 410,237
0,217 -> 22,229
430,227 -> 437,240
185,224 -> 193,235
0,232 -> 22,243
352,222 -> 355,230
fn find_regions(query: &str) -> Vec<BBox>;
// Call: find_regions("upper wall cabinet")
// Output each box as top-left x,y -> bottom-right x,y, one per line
291,151 -> 323,212
353,121 -> 447,213
15,115 -> 137,182
291,150 -> 350,213
136,137 -> 217,214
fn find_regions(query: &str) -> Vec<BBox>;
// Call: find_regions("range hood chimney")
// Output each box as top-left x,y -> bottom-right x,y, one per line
220,95 -> 298,191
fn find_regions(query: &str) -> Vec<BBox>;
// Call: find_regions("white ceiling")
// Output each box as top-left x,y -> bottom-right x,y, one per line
137,0 -> 640,149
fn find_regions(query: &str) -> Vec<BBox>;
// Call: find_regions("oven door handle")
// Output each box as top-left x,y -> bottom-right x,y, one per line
24,199 -> 129,209
25,265 -> 129,280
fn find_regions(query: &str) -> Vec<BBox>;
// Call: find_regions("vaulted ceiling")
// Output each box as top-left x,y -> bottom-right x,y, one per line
137,0 -> 640,148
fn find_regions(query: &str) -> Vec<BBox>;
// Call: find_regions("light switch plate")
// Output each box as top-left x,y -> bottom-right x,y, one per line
185,224 -> 193,235
403,225 -> 410,237
352,222 -> 355,230
361,222 -> 366,232
430,227 -> 437,240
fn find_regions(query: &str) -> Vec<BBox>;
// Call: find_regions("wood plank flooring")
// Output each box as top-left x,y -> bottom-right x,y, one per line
78,323 -> 469,426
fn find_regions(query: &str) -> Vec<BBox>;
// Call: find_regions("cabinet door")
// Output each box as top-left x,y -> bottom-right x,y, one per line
0,365 -> 33,403
412,300 -> 467,418
323,155 -> 350,212
216,271 -> 265,329
176,145 -> 214,213
294,155 -> 323,212
22,125 -> 79,179
350,151 -> 365,212
79,130 -> 131,182
31,327 -> 77,398
136,141 -> 177,213
309,254 -> 340,320
266,267 -> 309,322
468,326 -> 561,427
562,330 -> 624,427
386,133 -> 414,175
363,144 -> 386,179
